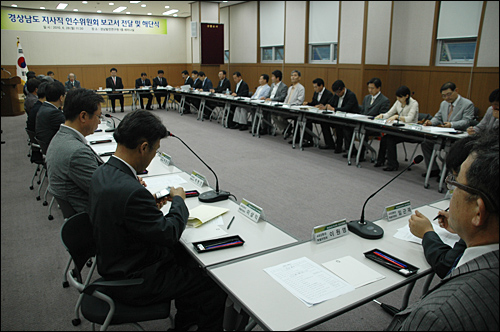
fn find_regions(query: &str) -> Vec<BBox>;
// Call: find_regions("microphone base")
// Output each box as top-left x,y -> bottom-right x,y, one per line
348,219 -> 384,239
198,190 -> 230,203
392,123 -> 405,127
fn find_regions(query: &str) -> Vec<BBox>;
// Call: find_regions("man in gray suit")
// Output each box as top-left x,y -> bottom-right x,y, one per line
64,73 -> 81,91
45,88 -> 105,213
262,70 -> 288,135
388,129 -> 499,331
421,82 -> 475,177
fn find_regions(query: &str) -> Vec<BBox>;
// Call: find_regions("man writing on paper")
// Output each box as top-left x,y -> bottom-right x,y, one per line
88,110 -> 226,330
387,128 -> 499,331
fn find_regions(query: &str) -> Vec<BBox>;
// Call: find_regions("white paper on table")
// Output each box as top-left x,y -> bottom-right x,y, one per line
394,222 -> 460,247
144,174 -> 187,193
91,142 -> 117,155
264,257 -> 355,307
181,216 -> 228,243
345,113 -> 369,119
322,256 -> 385,288
87,134 -> 114,142
424,126 -> 460,133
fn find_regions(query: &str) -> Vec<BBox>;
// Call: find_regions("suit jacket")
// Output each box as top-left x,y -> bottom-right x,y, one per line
267,82 -> 288,102
307,88 -> 334,107
431,95 -> 474,130
360,93 -> 390,117
201,78 -> 213,92
24,93 -> 38,114
284,83 -> 305,106
153,76 -> 168,95
422,231 -> 467,279
214,78 -> 231,93
192,78 -> 203,90
26,100 -> 42,132
326,89 -> 360,113
135,78 -> 152,89
35,101 -> 65,144
106,76 -> 124,94
387,250 -> 499,331
184,76 -> 194,87
88,156 -> 189,303
473,106 -> 499,133
46,125 -> 103,213
65,80 -> 81,91
235,80 -> 250,97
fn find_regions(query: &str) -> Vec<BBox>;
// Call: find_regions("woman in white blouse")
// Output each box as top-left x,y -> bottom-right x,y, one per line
374,85 -> 419,171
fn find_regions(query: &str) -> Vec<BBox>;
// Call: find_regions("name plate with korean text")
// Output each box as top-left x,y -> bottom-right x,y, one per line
312,219 -> 348,244
238,198 -> 265,223
384,200 -> 412,222
157,151 -> 172,167
190,170 -> 208,188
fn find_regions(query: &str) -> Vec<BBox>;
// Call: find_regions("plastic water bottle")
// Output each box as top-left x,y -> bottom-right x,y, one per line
225,88 -> 230,95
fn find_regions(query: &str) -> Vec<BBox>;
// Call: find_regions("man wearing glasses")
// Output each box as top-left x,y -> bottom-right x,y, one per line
387,129 -> 499,331
421,82 -> 475,178
46,88 -> 106,213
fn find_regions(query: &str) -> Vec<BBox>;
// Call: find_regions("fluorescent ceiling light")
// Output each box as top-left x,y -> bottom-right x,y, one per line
109,2 -> 114,5
113,6 -> 127,13
11,4 -> 17,7
73,9 -> 78,11
147,13 -> 152,15
126,12 -> 131,14
56,3 -> 68,9
163,9 -> 179,15
97,10 -> 102,13
165,6 -> 169,9
40,7 -> 45,9
130,1 -> 141,3
141,4 -> 146,7
82,1 -> 88,4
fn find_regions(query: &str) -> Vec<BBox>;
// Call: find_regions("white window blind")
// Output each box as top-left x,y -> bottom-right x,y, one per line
309,1 -> 339,44
260,1 -> 285,47
437,1 -> 483,39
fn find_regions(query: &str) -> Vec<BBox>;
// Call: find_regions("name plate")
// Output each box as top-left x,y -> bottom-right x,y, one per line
157,151 -> 172,167
445,189 -> 454,200
384,200 -> 412,221
190,170 -> 208,188
373,119 -> 387,124
406,124 -> 423,131
238,198 -> 265,223
106,119 -> 114,128
335,111 -> 347,117
312,219 -> 348,244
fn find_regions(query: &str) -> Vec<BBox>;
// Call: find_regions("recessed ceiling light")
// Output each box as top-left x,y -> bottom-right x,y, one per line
73,9 -> 78,11
126,12 -> 130,14
40,7 -> 45,9
130,1 -> 141,3
11,4 -> 17,7
82,1 -> 88,4
165,6 -> 169,9
97,10 -> 102,13
147,13 -> 152,15
173,14 -> 178,17
109,2 -> 114,5
113,6 -> 127,13
141,4 -> 146,7
56,3 -> 68,9
163,9 -> 179,15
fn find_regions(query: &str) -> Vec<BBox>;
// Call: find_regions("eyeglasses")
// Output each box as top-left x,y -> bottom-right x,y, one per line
445,174 -> 498,212
441,91 -> 454,98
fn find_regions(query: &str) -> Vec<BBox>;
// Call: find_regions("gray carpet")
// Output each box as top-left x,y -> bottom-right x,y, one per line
1,103 -> 445,331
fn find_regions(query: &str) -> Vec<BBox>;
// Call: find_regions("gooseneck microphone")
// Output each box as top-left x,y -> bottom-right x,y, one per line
104,113 -> 121,131
348,155 -> 424,239
169,132 -> 230,203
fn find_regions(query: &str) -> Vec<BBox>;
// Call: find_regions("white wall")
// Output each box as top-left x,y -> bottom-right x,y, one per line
365,1 -> 392,65
0,10 -> 187,65
285,1 -> 306,64
476,1 -> 499,67
229,1 -> 257,63
390,1 -> 435,66
339,1 -> 365,64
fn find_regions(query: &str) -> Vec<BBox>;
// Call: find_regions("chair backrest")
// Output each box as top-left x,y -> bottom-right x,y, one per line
60,212 -> 96,281
25,128 -> 39,147
55,196 -> 77,220
35,137 -> 50,155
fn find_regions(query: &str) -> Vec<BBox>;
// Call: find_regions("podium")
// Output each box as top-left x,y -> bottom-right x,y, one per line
1,76 -> 23,116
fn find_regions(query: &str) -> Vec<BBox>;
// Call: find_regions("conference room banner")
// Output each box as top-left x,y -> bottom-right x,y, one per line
1,8 -> 167,35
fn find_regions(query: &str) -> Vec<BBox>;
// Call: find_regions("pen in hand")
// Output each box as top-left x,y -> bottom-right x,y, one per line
433,207 -> 449,221
227,216 -> 235,230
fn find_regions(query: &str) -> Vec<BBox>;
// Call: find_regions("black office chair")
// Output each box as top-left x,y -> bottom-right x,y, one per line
56,197 -> 78,289
62,212 -> 173,331
26,129 -> 45,190
35,137 -> 55,220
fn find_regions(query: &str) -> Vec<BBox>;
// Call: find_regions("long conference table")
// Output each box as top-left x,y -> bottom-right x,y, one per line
164,88 -> 468,193
86,120 -> 456,331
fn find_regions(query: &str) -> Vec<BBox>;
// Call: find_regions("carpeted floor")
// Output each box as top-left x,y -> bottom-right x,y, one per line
1,102 -> 445,331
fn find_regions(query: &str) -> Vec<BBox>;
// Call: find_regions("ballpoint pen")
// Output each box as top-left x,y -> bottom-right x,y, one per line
373,251 -> 407,268
433,207 -> 450,221
227,216 -> 235,230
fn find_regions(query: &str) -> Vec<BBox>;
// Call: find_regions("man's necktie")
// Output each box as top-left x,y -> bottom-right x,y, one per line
370,96 -> 374,105
285,86 -> 295,104
445,253 -> 463,277
448,104 -> 454,121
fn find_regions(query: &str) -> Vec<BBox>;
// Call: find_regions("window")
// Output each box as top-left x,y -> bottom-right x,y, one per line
437,38 -> 476,65
224,50 -> 229,63
310,43 -> 337,63
261,46 -> 284,63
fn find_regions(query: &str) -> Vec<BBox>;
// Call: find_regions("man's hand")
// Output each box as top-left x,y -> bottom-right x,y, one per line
436,210 -> 455,234
168,187 -> 186,201
408,210 -> 434,239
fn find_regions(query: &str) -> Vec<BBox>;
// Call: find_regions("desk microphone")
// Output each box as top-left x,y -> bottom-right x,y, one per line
104,113 -> 121,130
168,132 -> 230,203
348,155 -> 424,239
392,117 -> 405,127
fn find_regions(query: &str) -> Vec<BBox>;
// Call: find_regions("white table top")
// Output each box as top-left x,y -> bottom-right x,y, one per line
208,203 -> 444,331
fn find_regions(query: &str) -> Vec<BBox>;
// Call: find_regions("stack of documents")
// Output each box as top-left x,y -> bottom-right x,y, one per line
187,205 -> 229,228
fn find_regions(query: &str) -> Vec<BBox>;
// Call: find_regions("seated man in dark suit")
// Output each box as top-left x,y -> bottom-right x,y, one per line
206,70 -> 232,119
135,72 -> 153,110
228,71 -> 250,129
174,70 -> 194,113
388,129 -> 499,331
24,78 -> 40,117
35,81 -> 66,145
318,80 -> 360,155
295,78 -> 334,147
153,70 -> 168,109
105,67 -> 125,113
262,70 -> 288,135
88,111 -> 227,330
188,70 -> 203,113
27,81 -> 49,133
64,73 -> 81,91
46,88 -> 105,213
